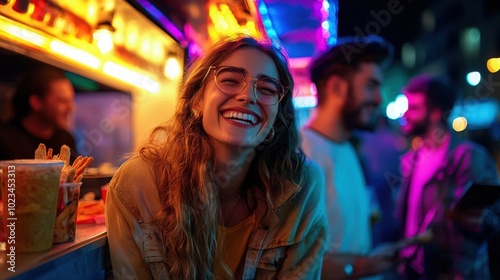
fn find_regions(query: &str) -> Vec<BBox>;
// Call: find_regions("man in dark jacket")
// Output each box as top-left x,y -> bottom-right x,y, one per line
396,74 -> 500,279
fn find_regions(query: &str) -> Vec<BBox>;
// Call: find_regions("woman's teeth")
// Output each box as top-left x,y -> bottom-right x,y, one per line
222,111 -> 258,125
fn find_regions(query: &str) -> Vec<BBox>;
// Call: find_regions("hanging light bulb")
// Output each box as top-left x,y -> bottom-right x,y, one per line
164,53 -> 181,80
93,21 -> 115,54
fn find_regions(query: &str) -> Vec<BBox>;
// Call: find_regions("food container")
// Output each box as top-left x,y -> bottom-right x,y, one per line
53,182 -> 82,243
0,160 -> 63,252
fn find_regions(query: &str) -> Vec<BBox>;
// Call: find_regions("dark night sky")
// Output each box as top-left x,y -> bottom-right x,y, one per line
337,0 -> 433,59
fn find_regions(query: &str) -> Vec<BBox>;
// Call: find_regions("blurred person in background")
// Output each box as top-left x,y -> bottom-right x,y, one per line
300,35 -> 397,279
396,74 -> 500,279
0,64 -> 77,161
354,116 -> 407,247
105,35 -> 328,279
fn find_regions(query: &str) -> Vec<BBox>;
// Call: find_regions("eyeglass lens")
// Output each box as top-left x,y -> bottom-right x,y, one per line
215,67 -> 282,105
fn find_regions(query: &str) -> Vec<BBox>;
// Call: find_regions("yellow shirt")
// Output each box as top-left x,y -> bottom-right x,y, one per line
214,213 -> 256,279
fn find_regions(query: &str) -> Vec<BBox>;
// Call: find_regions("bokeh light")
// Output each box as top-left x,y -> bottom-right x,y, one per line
452,116 -> 468,132
386,102 -> 400,120
395,94 -> 408,115
466,71 -> 481,86
487,58 -> 500,73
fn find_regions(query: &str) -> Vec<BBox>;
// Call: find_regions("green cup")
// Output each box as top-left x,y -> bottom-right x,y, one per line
0,160 -> 63,252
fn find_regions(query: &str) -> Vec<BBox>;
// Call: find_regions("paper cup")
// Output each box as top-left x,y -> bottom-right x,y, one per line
0,160 -> 63,252
53,182 -> 82,243
100,184 -> 109,204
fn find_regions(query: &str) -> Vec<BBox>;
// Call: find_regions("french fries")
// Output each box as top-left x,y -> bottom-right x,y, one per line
60,145 -> 71,166
47,148 -> 53,159
34,143 -> 47,159
34,143 -> 94,183
35,143 -> 97,241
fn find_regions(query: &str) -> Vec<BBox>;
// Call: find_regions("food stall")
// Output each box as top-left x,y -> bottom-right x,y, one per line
0,0 -> 185,277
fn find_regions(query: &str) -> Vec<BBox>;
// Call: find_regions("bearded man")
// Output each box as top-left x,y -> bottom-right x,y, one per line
301,35 -> 397,279
0,64 -> 77,161
396,75 -> 499,279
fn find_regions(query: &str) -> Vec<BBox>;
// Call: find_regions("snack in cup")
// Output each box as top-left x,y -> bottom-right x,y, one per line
34,144 -> 94,243
53,182 -> 82,243
0,160 -> 64,252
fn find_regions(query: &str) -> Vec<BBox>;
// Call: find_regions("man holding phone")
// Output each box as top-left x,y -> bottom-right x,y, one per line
396,74 -> 500,279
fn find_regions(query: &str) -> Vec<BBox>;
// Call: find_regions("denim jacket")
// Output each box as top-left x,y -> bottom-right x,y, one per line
395,133 -> 499,279
106,156 -> 328,279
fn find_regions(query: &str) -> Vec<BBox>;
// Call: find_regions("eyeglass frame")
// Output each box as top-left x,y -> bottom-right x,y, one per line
201,65 -> 289,105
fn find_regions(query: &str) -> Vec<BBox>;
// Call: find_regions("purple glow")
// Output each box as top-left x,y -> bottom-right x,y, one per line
134,0 -> 187,47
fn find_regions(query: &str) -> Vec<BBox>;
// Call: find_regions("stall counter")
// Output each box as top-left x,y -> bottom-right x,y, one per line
0,224 -> 110,279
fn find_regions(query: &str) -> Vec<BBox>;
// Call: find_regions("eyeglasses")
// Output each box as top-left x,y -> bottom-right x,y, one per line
202,66 -> 287,106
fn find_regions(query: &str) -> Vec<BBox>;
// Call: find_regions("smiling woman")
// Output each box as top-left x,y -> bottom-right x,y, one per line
105,34 -> 328,279
198,47 -> 283,150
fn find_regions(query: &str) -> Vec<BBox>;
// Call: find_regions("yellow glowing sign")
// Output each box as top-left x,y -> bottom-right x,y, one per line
208,3 -> 262,40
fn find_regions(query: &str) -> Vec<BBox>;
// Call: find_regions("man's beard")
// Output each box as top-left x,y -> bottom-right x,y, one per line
404,115 -> 430,137
342,88 -> 379,131
41,111 -> 69,131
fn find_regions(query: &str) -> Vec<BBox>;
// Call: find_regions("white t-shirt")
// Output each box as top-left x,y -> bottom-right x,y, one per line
301,128 -> 372,254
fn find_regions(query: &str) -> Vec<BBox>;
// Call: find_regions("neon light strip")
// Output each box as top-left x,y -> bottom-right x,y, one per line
0,19 -> 47,47
49,40 -> 101,69
325,0 -> 338,46
257,0 -> 280,44
103,61 -> 160,94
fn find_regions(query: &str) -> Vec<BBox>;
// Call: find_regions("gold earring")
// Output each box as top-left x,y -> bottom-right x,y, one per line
192,109 -> 202,119
263,127 -> 275,143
